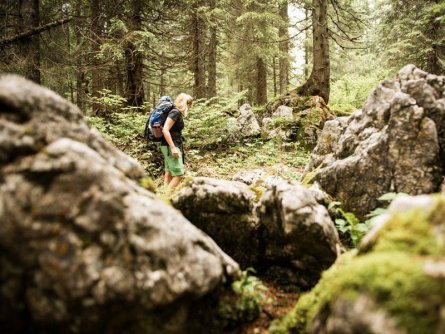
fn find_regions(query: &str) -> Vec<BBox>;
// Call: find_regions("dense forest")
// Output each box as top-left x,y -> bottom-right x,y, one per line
1,1 -> 445,334
1,0 -> 443,114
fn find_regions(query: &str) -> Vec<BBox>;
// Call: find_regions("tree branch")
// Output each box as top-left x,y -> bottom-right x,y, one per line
0,18 -> 72,47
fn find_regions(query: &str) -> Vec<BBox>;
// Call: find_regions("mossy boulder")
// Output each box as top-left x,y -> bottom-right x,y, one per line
270,193 -> 445,334
261,94 -> 334,148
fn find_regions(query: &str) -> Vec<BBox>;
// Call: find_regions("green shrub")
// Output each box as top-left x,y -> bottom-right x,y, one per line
218,269 -> 269,328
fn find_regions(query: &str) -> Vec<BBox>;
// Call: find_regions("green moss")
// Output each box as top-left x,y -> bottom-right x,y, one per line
300,165 -> 321,187
270,252 -> 445,334
273,196 -> 445,333
139,177 -> 157,193
249,185 -> 266,202
369,197 -> 445,257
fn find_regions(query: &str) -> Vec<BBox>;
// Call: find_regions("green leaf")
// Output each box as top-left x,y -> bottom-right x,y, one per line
365,207 -> 387,218
328,201 -> 342,209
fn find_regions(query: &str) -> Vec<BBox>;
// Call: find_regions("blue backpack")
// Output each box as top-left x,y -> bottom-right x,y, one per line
144,96 -> 174,141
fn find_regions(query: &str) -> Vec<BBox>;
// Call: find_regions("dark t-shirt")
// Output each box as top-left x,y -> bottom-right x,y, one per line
161,108 -> 184,147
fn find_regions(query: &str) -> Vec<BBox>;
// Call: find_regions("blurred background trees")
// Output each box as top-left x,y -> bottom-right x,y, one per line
0,0 -> 443,115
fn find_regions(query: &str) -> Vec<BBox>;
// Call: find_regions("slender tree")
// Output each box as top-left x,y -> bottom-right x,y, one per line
297,0 -> 330,102
207,0 -> 218,99
278,1 -> 289,94
90,0 -> 102,114
125,0 -> 144,107
19,0 -> 41,83
191,1 -> 207,99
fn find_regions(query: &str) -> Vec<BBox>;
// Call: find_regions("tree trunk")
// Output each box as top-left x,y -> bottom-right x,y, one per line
75,0 -> 84,110
255,57 -> 267,105
207,12 -> 217,99
278,1 -> 289,94
304,7 -> 310,80
297,0 -> 330,103
159,65 -> 166,97
191,3 -> 206,99
115,62 -> 124,96
90,0 -> 102,115
19,0 -> 40,84
273,56 -> 277,97
125,47 -> 144,107
125,0 -> 144,108
426,0 -> 443,74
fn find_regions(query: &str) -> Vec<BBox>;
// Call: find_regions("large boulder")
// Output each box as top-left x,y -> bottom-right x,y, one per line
303,65 -> 445,218
256,181 -> 340,288
172,178 -> 340,288
171,177 -> 259,268
0,75 -> 239,334
271,193 -> 445,334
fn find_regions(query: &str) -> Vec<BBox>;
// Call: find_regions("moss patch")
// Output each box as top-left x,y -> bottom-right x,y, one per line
270,252 -> 445,334
271,195 -> 445,334
367,197 -> 445,257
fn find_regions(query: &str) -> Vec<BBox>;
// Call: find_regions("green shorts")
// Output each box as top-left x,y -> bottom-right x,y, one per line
160,146 -> 184,177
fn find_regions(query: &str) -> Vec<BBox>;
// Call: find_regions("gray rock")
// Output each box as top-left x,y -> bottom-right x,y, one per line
237,103 -> 260,137
262,117 -> 272,127
232,169 -> 265,186
172,177 -> 259,268
0,75 -> 239,334
172,177 -> 341,288
272,105 -> 293,119
304,65 -> 445,218
256,181 -> 340,288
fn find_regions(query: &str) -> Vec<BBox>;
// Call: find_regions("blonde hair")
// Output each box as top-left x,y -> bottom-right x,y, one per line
175,93 -> 193,117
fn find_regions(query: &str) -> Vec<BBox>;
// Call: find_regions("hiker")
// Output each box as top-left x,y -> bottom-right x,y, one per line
161,93 -> 193,188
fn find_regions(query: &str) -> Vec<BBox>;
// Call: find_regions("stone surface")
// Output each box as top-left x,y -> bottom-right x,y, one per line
173,178 -> 340,288
232,169 -> 265,186
272,105 -> 293,119
172,177 -> 259,268
0,75 -> 239,334
256,181 -> 340,288
227,103 -> 260,140
310,296 -> 405,334
303,65 -> 445,218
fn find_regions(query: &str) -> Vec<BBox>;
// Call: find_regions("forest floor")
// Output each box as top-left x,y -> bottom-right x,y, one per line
239,280 -> 300,333
167,139 -> 310,187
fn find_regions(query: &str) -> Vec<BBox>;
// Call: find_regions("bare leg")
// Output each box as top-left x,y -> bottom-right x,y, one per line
168,176 -> 182,188
164,172 -> 172,186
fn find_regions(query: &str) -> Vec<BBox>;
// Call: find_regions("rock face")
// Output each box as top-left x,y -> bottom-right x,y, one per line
0,75 -> 238,334
227,103 -> 260,140
304,65 -> 445,218
171,177 -> 259,268
272,106 -> 293,119
256,181 -> 340,287
272,193 -> 445,334
173,177 -> 340,288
